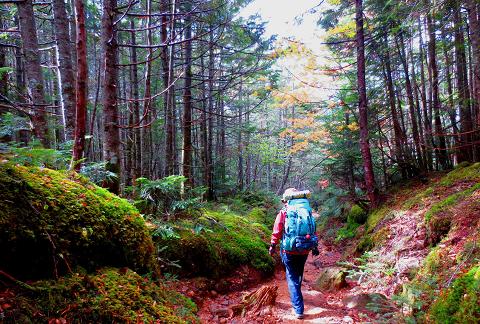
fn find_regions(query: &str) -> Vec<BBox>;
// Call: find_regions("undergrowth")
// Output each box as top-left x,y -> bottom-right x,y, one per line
3,268 -> 198,323
154,208 -> 274,278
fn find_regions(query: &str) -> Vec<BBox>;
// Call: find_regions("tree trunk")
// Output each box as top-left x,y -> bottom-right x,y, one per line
182,6 -> 193,187
52,0 -> 76,141
17,0 -> 50,147
419,17 -> 433,170
142,0 -> 153,179
165,0 -> 176,176
383,33 -> 407,178
129,20 -> 141,182
455,2 -> 474,163
466,0 -> 480,161
237,90 -> 244,191
101,0 -> 121,193
206,28 -> 215,199
396,31 -> 424,171
71,0 -> 88,171
426,9 -> 449,169
356,0 -> 378,207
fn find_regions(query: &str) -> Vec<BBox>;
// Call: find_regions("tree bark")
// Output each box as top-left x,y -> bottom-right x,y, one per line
426,8 -> 449,169
52,0 -> 76,141
356,0 -> 378,207
17,0 -> 50,147
71,0 -> 88,171
383,34 -> 407,179
129,20 -> 141,182
465,0 -> 480,161
454,3 -> 474,163
182,5 -> 193,187
419,17 -> 433,170
206,28 -> 215,199
396,31 -> 424,171
101,0 -> 121,193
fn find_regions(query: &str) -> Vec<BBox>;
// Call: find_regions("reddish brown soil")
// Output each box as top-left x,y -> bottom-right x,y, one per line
196,241 -> 362,323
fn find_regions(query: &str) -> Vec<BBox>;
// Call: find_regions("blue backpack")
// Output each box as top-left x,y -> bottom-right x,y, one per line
281,198 -> 318,252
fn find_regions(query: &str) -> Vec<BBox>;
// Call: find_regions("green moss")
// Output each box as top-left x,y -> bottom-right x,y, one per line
438,162 -> 480,187
366,206 -> 390,232
428,266 -> 480,323
336,221 -> 360,242
5,268 -> 197,323
347,204 -> 368,224
425,182 -> 480,222
0,164 -> 155,279
403,186 -> 434,209
155,209 -> 274,278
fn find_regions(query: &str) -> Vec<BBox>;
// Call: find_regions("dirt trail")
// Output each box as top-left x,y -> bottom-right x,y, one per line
198,240 -> 362,323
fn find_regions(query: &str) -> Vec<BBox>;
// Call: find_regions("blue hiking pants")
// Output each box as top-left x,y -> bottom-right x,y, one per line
281,251 -> 309,315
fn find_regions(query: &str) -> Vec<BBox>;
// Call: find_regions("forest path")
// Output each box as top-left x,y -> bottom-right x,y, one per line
198,238 -> 362,323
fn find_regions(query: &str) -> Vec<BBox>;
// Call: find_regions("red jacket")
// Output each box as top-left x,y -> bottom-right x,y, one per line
270,208 -> 312,255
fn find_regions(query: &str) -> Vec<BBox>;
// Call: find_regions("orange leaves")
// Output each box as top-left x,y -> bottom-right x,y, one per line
279,112 -> 331,154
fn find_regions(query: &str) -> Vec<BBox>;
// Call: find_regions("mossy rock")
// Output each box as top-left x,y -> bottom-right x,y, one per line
347,205 -> 368,224
3,268 -> 198,323
0,163 -> 155,279
155,209 -> 274,278
313,267 -> 348,292
427,265 -> 480,323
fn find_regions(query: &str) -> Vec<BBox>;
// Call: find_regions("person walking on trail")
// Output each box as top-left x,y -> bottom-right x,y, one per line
269,188 -> 319,320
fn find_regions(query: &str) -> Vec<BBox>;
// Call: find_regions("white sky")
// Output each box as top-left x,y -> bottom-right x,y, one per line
239,0 -> 326,51
239,0 -> 337,102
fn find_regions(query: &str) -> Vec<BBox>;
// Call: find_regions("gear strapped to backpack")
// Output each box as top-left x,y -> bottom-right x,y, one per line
281,198 -> 318,252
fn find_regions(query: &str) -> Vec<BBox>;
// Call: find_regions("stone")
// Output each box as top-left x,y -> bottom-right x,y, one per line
342,293 -> 394,314
313,267 -> 348,292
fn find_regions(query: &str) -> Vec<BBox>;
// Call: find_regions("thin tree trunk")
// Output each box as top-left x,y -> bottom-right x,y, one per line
454,3 -> 474,163
396,31 -> 424,171
71,0 -> 88,171
101,0 -> 121,193
356,0 -> 378,207
466,0 -> 480,161
166,0 -> 176,175
17,0 -> 50,147
419,17 -> 433,170
383,33 -> 407,178
206,28 -> 215,199
182,6 -> 193,187
130,20 -> 141,182
52,0 -> 76,141
426,8 -> 449,169
142,0 -> 153,179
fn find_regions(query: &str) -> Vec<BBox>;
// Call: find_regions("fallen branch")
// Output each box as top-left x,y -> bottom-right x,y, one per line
230,284 -> 278,317
0,270 -> 39,292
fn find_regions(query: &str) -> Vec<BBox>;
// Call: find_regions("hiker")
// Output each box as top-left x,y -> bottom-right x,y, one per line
269,188 -> 319,319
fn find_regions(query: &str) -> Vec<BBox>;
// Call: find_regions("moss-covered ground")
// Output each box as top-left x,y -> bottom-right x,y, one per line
326,163 -> 480,322
0,162 -> 155,278
154,207 -> 274,278
0,161 -> 279,322
3,268 -> 198,323
0,162 -> 201,322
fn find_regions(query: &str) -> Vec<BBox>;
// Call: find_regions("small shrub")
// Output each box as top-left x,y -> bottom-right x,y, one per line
135,176 -> 205,217
336,221 -> 360,241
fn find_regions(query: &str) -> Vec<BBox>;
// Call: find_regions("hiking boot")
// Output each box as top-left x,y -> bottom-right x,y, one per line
295,313 -> 304,319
